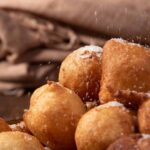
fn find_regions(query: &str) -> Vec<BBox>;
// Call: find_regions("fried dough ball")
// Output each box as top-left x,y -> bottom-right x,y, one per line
107,134 -> 150,150
59,45 -> 102,102
0,131 -> 44,150
0,117 -> 11,132
138,99 -> 150,134
99,38 -> 150,107
75,101 -> 134,150
24,81 -> 86,150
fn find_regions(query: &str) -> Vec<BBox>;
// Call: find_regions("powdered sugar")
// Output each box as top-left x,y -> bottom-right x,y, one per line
44,147 -> 51,150
142,134 -> 150,140
79,45 -> 102,53
9,124 -> 17,130
78,45 -> 102,58
9,121 -> 26,131
96,101 -> 124,110
146,91 -> 150,97
18,121 -> 25,129
79,53 -> 93,59
138,134 -> 150,144
112,38 -> 143,48
112,38 -> 126,44
24,109 -> 28,112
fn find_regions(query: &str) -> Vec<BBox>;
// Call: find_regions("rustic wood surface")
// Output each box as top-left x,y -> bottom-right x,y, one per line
0,94 -> 30,122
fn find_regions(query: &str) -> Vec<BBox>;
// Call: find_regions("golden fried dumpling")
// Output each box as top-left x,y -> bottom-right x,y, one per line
24,81 -> 86,150
59,45 -> 102,102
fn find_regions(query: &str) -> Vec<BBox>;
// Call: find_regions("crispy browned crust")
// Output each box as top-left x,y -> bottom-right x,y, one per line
99,39 -> 150,107
107,87 -> 149,108
138,99 -> 150,134
107,134 -> 150,150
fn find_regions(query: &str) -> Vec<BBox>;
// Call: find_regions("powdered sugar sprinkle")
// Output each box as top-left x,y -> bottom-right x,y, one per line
112,38 -> 143,48
96,101 -> 124,110
142,134 -> 150,140
79,45 -> 102,52
78,45 -> 102,59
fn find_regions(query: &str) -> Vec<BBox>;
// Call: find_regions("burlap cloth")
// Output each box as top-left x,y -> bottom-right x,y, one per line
0,0 -> 149,93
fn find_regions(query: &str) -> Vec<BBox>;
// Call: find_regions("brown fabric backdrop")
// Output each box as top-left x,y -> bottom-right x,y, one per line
0,0 -> 150,44
0,9 -> 106,93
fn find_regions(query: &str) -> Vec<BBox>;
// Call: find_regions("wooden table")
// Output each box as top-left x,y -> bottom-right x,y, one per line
0,94 -> 30,122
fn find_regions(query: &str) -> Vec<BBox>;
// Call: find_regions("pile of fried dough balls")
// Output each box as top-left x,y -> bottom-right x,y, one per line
1,39 -> 150,150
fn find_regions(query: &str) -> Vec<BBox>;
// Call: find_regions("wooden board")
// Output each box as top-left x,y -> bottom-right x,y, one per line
0,94 -> 30,122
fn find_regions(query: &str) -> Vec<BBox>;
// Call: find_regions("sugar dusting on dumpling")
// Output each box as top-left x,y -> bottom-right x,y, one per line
142,134 -> 150,140
96,101 -> 124,111
44,147 -> 52,150
112,38 -> 143,48
112,38 -> 126,44
9,124 -> 17,130
145,91 -> 150,97
79,45 -> 103,53
78,45 -> 103,59
138,134 -> 150,144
